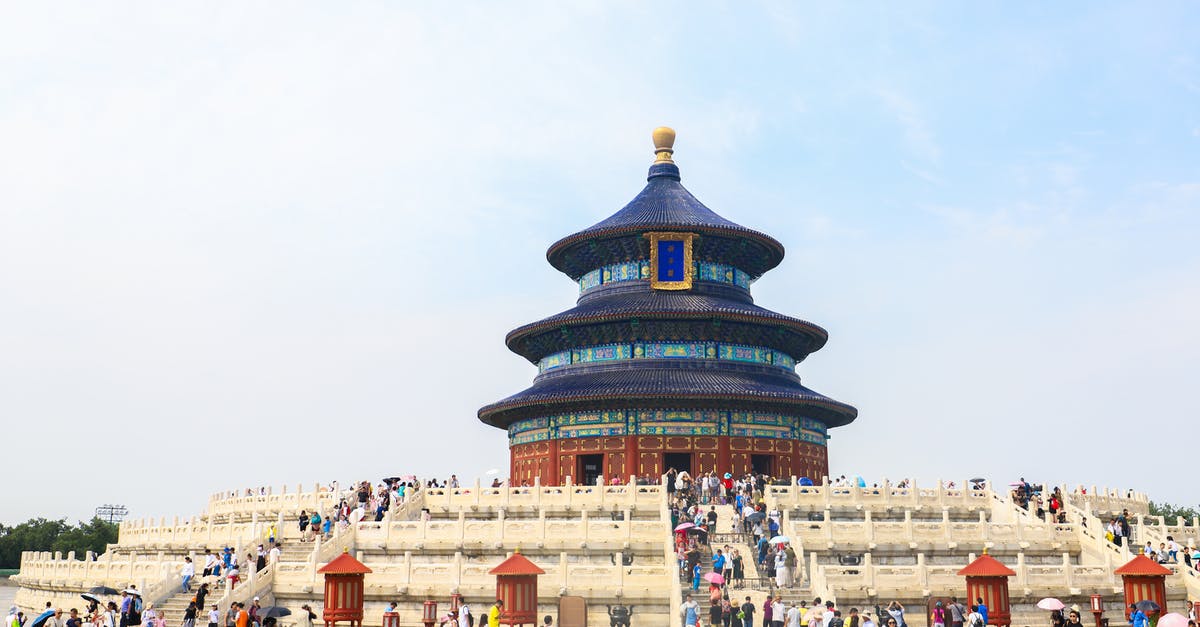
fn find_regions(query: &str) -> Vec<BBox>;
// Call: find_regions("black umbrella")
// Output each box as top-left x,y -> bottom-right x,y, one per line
89,586 -> 121,595
969,477 -> 986,483
1134,601 -> 1160,614
258,607 -> 292,619
686,526 -> 708,535
81,594 -> 103,605
745,511 -> 766,523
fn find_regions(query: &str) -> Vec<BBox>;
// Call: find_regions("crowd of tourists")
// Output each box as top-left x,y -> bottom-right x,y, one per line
6,593 -> 323,627
678,593 -> 990,627
668,469 -> 801,597
1008,479 -> 1070,524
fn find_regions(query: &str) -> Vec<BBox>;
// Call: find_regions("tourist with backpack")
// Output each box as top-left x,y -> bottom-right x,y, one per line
964,606 -> 983,627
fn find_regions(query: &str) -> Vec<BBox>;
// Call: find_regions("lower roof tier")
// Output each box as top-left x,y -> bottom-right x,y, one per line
477,361 -> 857,430
506,289 -> 829,363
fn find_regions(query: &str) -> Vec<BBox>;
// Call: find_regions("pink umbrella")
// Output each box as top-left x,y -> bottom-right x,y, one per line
675,522 -> 696,531
703,572 -> 725,585
1158,614 -> 1188,627
1036,599 -> 1065,611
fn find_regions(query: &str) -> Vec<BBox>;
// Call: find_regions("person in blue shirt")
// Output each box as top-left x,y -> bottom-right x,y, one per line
757,536 -> 768,567
1129,606 -> 1148,627
713,549 -> 727,575
974,599 -> 987,626
692,563 -> 702,591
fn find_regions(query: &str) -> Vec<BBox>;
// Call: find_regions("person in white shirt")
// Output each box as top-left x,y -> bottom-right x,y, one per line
770,598 -> 785,627
774,549 -> 790,588
458,602 -> 471,627
786,604 -> 802,627
268,543 -> 281,565
181,557 -> 196,591
208,606 -> 220,627
203,551 -> 218,577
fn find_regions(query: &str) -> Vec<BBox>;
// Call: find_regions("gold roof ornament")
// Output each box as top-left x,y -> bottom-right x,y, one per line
652,126 -> 676,163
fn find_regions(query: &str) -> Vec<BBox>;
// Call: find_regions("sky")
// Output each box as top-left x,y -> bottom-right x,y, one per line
1,3 -> 1198,525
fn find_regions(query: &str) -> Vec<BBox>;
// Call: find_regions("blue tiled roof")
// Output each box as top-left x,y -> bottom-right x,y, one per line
546,163 -> 785,279
477,361 -> 858,429
506,289 -> 829,362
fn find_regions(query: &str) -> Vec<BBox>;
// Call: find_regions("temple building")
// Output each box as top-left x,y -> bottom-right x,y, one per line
479,128 -> 857,485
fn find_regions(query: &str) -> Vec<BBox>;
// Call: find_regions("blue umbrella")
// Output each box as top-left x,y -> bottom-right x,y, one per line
31,610 -> 55,627
798,477 -> 814,486
856,476 -> 866,488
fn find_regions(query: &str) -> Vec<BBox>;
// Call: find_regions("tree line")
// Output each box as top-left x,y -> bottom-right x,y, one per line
1148,501 -> 1200,523
0,517 -> 119,569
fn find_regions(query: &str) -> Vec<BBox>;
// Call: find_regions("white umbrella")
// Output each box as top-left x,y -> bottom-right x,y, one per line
769,535 -> 790,544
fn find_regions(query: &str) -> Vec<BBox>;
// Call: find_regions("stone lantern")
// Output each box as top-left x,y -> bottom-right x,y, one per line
957,552 -> 1015,627
318,550 -> 373,627
1114,554 -> 1171,618
488,550 -> 545,627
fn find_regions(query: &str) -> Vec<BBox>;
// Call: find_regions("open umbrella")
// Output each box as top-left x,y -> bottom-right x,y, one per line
258,607 -> 292,619
30,611 -> 55,627
969,477 -> 986,483
675,522 -> 696,531
769,535 -> 790,544
723,473 -> 732,479
703,572 -> 725,585
1037,599 -> 1065,611
1135,601 -> 1161,614
81,594 -> 103,605
89,586 -> 121,595
687,527 -> 708,536
122,589 -> 141,597
1157,614 -> 1188,627
798,477 -> 814,486
745,511 -> 766,524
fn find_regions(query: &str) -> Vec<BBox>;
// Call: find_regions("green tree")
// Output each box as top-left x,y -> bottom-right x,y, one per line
1147,501 -> 1200,524
0,517 -> 118,569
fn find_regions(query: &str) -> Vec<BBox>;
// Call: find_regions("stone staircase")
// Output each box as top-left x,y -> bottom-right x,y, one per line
704,503 -> 814,610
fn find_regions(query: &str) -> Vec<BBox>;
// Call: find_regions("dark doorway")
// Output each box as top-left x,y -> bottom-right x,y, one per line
663,452 -> 693,476
751,454 -> 773,476
578,454 -> 604,486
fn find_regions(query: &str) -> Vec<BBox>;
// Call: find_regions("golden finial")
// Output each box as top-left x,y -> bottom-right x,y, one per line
342,547 -> 349,554
981,547 -> 988,555
652,126 -> 676,163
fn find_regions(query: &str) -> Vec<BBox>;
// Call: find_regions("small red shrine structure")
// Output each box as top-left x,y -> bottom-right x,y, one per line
488,550 -> 545,627
318,550 -> 373,627
1114,554 -> 1171,618
958,552 -> 1015,627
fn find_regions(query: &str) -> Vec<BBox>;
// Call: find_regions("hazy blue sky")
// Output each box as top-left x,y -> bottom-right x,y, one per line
2,3 -> 1198,524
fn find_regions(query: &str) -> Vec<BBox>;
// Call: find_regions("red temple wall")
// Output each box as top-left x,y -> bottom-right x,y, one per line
509,435 -> 829,485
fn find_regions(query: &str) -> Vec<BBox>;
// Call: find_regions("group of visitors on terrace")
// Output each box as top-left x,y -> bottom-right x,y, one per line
680,590 -> 971,627
1009,479 -> 1070,523
8,591 -> 321,627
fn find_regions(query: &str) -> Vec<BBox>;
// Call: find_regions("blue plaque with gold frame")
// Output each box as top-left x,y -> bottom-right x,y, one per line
645,232 -> 698,290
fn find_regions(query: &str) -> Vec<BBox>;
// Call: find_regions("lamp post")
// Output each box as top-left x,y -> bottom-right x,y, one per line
1089,595 -> 1104,627
422,601 -> 438,627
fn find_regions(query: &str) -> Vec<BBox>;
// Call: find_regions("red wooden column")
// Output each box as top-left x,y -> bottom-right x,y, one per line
1115,555 -> 1171,618
546,440 -> 560,485
625,435 -> 638,481
318,550 -> 372,627
489,550 -> 545,627
958,552 -> 1015,627
717,437 -> 731,476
